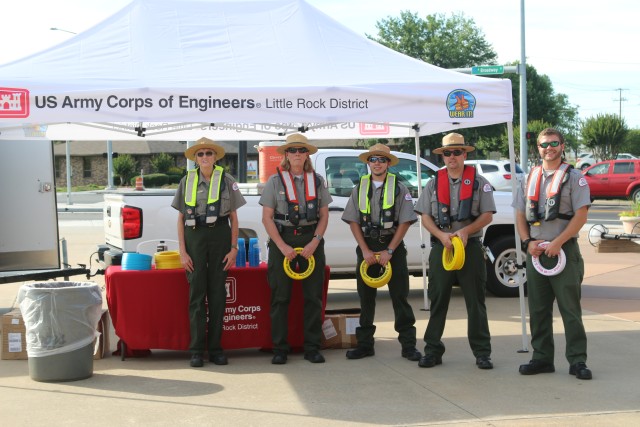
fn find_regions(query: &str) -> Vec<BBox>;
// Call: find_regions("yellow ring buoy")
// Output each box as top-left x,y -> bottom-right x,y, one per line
283,247 -> 315,280
360,254 -> 392,288
442,236 -> 465,271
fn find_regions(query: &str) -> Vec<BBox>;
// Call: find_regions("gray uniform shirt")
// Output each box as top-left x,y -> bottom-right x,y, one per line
341,177 -> 418,230
259,172 -> 332,227
171,170 -> 247,216
513,167 -> 591,240
414,171 -> 496,238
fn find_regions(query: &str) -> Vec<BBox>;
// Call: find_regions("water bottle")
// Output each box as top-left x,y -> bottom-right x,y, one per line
235,238 -> 246,267
249,238 -> 260,267
156,240 -> 167,252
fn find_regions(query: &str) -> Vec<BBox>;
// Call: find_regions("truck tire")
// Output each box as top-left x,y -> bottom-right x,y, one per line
632,187 -> 640,204
485,235 -> 527,298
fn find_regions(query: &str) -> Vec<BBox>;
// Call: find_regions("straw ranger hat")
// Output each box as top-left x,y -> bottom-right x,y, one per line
433,133 -> 475,155
184,137 -> 226,161
357,143 -> 399,166
276,133 -> 318,155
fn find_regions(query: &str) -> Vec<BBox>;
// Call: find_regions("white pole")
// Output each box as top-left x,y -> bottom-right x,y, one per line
65,140 -> 73,205
519,0 -> 529,172
413,126 -> 429,311
507,122 -> 529,352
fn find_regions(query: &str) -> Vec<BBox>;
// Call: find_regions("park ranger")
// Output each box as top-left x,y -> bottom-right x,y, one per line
260,133 -> 332,365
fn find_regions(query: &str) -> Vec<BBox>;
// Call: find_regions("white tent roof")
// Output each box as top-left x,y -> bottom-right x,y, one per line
0,0 -> 512,140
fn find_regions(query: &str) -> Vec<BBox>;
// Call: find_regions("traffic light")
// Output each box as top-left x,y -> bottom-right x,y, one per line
525,131 -> 535,141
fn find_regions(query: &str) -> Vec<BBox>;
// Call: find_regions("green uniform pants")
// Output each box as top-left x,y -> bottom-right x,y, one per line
184,222 -> 231,356
526,238 -> 587,365
424,239 -> 491,358
355,238 -> 417,351
267,230 -> 325,353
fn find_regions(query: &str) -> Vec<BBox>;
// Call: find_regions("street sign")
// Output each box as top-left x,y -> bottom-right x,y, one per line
471,66 -> 504,76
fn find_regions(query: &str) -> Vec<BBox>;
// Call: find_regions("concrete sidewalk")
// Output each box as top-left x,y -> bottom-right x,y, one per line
1,236 -> 639,425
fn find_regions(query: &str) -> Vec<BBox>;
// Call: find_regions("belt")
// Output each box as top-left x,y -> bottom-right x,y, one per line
195,215 -> 229,227
365,234 -> 393,244
280,224 -> 317,235
430,236 -> 481,246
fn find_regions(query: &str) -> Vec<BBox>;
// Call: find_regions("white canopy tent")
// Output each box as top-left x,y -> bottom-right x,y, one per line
0,0 -> 526,348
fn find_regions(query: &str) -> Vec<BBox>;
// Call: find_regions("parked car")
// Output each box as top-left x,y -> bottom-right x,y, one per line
582,159 -> 640,203
615,153 -> 639,160
576,153 -> 596,170
464,160 -> 525,191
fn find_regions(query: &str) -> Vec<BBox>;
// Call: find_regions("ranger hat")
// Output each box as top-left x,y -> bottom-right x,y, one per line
433,133 -> 475,154
184,137 -> 226,161
357,143 -> 399,166
276,133 -> 318,155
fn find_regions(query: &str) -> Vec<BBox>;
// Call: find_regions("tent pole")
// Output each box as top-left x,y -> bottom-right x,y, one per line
507,122 -> 528,352
413,125 -> 429,311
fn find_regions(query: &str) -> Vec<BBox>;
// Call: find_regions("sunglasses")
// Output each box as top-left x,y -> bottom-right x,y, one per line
196,151 -> 214,157
442,149 -> 464,157
538,141 -> 561,148
285,147 -> 309,154
368,156 -> 388,164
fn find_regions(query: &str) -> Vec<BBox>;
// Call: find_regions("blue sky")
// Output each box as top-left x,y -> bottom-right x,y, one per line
3,0 -> 638,129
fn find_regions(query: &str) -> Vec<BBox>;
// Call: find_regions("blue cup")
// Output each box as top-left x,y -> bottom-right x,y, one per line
236,238 -> 246,267
249,238 -> 260,267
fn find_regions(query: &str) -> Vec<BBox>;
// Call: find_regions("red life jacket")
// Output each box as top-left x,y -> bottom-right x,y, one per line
525,163 -> 573,223
435,166 -> 477,228
276,168 -> 319,225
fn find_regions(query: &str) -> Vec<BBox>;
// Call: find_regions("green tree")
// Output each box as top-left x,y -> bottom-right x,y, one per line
113,154 -> 137,186
620,129 -> 640,156
370,11 -> 497,68
150,152 -> 174,173
581,114 -> 628,160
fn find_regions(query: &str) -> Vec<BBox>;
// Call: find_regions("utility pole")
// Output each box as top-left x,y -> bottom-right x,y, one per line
614,88 -> 628,120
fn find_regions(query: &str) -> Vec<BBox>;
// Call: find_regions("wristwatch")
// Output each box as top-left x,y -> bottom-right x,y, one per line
386,247 -> 394,255
314,234 -> 323,241
521,238 -> 533,251
231,244 -> 239,250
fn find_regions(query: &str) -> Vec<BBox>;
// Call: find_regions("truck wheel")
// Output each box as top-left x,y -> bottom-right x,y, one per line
632,187 -> 640,204
485,235 -> 527,297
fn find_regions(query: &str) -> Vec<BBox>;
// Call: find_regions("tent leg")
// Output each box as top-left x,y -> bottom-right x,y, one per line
507,121 -> 528,353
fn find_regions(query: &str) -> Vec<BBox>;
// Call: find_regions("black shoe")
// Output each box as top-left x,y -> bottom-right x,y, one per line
418,354 -> 442,368
209,353 -> 228,365
519,359 -> 555,375
346,347 -> 375,360
476,355 -> 493,370
304,350 -> 326,364
271,351 -> 287,365
401,347 -> 422,361
569,362 -> 592,380
190,354 -> 204,368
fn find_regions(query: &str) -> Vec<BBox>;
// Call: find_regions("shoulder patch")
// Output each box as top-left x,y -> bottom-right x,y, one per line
578,177 -> 588,187
232,182 -> 239,191
404,193 -> 413,201
483,183 -> 493,192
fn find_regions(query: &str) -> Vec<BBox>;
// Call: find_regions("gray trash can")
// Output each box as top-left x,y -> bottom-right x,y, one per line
17,281 -> 103,382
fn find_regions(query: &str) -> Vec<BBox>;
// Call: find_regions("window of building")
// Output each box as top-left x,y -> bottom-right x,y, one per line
83,157 -> 92,178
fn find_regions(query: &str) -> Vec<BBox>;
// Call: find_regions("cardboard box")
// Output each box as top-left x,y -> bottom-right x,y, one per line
321,308 -> 360,349
1,308 -> 28,360
1,308 -> 110,360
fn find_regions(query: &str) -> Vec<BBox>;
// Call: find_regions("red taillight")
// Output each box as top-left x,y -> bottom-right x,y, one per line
122,206 -> 142,240
503,174 -> 512,180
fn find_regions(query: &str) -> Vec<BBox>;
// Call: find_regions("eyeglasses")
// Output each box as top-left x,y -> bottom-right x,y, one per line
442,149 -> 464,157
538,141 -> 561,148
285,147 -> 309,154
196,151 -> 214,157
368,156 -> 388,164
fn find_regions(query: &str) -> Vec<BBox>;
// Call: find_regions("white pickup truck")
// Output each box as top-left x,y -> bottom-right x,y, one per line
102,148 -> 524,297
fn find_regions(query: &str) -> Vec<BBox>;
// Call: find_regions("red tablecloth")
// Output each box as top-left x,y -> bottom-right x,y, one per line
105,264 -> 329,355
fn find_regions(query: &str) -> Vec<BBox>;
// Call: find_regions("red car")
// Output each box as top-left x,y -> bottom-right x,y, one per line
582,159 -> 640,203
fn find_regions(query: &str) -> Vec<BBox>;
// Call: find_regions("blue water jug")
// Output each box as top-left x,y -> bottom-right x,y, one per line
249,238 -> 260,267
236,238 -> 246,267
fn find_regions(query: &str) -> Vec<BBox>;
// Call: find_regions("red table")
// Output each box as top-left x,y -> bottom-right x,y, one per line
105,264 -> 329,358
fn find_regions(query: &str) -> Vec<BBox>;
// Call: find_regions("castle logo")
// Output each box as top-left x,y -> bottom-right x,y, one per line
0,87 -> 30,118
